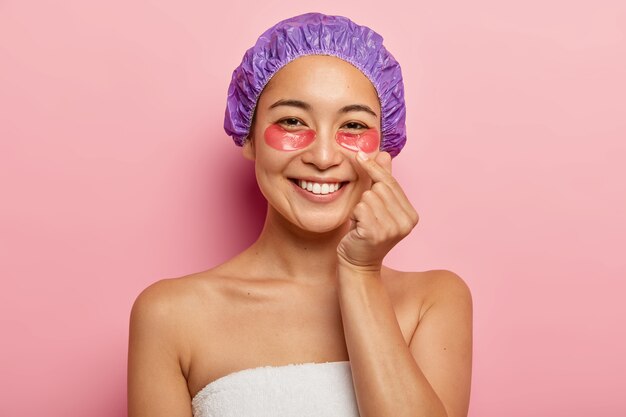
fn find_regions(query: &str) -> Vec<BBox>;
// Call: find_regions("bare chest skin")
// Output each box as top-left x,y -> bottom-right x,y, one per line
179,268 -> 430,400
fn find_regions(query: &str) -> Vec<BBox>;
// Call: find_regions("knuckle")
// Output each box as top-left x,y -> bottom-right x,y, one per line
407,207 -> 419,223
355,201 -> 368,213
400,218 -> 415,233
362,190 -> 377,202
355,226 -> 368,238
371,232 -> 385,244
371,182 -> 388,194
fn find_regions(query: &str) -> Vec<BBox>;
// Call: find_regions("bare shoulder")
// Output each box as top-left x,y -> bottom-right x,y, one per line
384,266 -> 471,299
381,267 -> 472,322
131,274 -> 205,321
130,271 -> 226,345
418,269 -> 472,308
130,279 -> 187,351
130,269 -> 228,328
129,270 -> 228,380
128,269 -> 237,416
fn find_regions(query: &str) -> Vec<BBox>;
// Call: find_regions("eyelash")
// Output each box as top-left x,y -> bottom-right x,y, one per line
278,118 -> 306,127
277,118 -> 368,130
343,121 -> 368,130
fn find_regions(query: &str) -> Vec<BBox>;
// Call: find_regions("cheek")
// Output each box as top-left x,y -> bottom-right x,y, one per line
264,124 -> 316,151
335,129 -> 380,153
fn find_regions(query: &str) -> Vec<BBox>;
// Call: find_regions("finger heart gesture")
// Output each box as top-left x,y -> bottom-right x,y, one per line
337,150 -> 420,271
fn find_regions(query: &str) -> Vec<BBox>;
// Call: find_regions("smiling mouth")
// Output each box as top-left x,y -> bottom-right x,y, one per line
289,179 -> 347,195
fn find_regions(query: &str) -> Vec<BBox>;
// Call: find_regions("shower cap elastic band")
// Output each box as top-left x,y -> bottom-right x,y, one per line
224,12 -> 407,157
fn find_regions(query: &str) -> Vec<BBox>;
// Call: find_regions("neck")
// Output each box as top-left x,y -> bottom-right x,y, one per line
245,206 -> 350,284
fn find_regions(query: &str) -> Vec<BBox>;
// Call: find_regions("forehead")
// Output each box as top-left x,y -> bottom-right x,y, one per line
261,55 -> 379,107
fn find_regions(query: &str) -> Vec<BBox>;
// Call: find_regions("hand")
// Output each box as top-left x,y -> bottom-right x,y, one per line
337,151 -> 419,271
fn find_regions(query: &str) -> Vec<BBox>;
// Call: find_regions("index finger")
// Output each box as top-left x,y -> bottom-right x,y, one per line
356,150 -> 393,184
356,150 -> 415,213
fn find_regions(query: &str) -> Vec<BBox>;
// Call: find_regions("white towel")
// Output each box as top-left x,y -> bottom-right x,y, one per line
191,361 -> 361,417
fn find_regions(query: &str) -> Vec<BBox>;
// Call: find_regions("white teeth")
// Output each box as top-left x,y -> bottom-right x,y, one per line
297,180 -> 342,195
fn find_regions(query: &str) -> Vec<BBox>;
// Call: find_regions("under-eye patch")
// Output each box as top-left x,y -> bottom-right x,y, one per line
264,124 -> 380,154
264,124 -> 316,151
335,129 -> 380,153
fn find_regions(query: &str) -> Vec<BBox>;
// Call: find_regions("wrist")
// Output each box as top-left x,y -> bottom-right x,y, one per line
337,257 -> 382,278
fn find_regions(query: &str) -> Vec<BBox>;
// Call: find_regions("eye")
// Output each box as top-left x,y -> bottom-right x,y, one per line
343,121 -> 368,130
278,117 -> 306,128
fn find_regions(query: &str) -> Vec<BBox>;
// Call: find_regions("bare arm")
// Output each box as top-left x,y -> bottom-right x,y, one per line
409,271 -> 473,417
338,268 -> 472,417
337,151 -> 473,416
127,282 -> 193,417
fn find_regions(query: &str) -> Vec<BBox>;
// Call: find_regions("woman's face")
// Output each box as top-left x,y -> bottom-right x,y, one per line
245,55 -> 382,233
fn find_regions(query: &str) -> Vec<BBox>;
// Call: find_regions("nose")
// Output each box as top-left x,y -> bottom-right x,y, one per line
300,128 -> 344,170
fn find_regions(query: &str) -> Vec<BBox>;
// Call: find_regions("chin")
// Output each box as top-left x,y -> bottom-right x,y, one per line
292,214 -> 350,235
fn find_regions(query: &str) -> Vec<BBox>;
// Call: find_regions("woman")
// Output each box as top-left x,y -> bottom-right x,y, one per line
128,12 -> 472,417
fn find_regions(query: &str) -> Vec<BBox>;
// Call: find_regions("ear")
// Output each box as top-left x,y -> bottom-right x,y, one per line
242,137 -> 256,161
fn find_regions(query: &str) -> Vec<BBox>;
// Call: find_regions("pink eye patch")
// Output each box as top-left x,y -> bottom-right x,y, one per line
335,128 -> 380,153
264,124 -> 380,153
264,124 -> 316,151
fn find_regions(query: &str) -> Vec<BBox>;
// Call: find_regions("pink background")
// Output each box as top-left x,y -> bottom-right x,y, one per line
1,1 -> 624,416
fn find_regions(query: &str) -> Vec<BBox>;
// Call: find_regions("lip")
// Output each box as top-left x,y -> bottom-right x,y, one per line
289,178 -> 349,203
290,176 -> 348,183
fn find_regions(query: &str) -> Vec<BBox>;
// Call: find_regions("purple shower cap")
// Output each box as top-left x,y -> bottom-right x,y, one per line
224,12 -> 407,157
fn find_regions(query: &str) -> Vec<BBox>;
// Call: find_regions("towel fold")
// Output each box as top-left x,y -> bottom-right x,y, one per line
192,361 -> 360,417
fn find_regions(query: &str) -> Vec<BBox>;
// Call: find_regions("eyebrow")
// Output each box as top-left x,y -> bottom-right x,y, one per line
268,99 -> 378,118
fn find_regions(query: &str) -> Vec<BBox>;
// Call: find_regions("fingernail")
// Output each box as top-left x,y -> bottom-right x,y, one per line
357,150 -> 369,161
